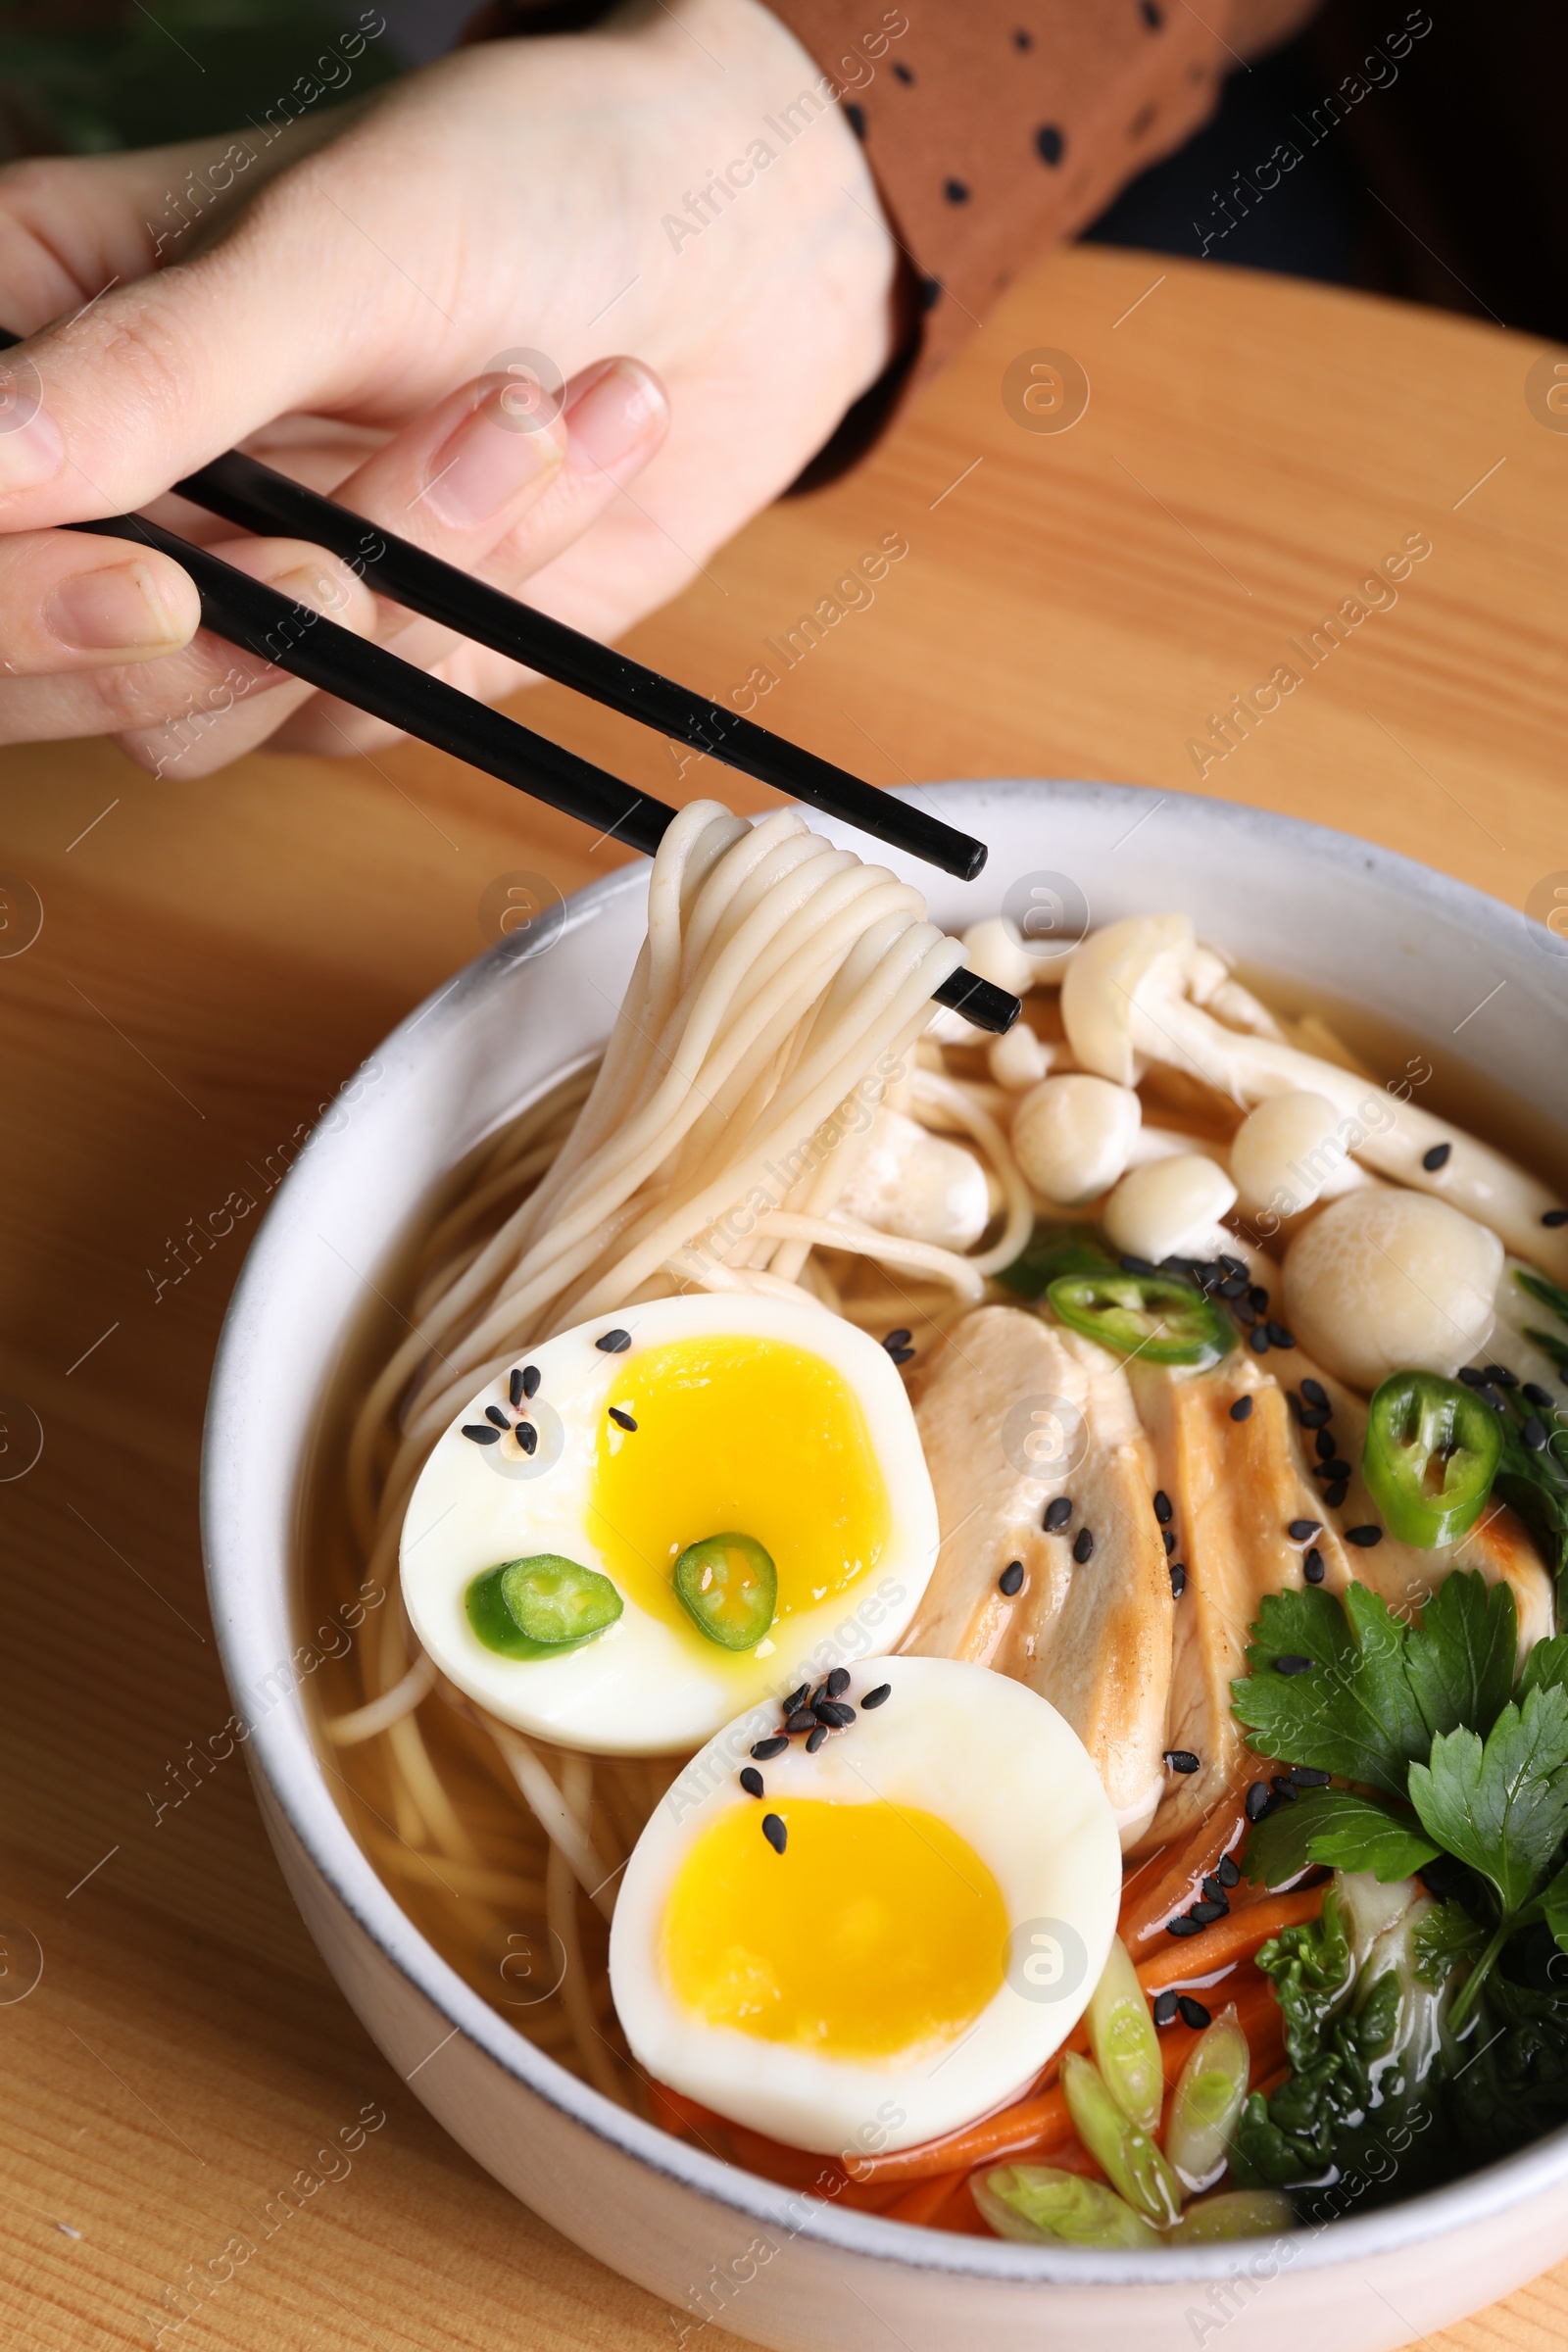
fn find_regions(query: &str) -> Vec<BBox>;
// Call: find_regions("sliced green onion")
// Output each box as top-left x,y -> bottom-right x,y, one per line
1171,2187 -> 1295,2240
1048,1271 -> 1234,1369
972,2165 -> 1161,2248
466,1554 -> 622,1659
1060,2050 -> 1183,2227
673,1533 -> 777,1651
996,1221 -> 1119,1300
1088,1935 -> 1163,2133
1362,1370 -> 1502,1547
1164,2004 -> 1251,2194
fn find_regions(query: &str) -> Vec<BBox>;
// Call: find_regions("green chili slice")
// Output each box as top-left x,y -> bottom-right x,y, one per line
1362,1371 -> 1502,1547
466,1554 -> 623,1659
997,1221 -> 1119,1300
1047,1270 -> 1234,1368
673,1533 -> 777,1651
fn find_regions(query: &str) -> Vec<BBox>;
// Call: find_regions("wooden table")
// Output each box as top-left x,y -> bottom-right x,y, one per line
3,241 -> 1566,2352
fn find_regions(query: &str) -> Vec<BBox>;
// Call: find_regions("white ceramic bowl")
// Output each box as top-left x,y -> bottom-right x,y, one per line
204,780 -> 1568,2352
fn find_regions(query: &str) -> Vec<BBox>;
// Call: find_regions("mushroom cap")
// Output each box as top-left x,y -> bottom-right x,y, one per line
837,1107 -> 991,1250
1231,1091 -> 1347,1216
1102,1153 -> 1239,1265
1011,1074 -> 1142,1206
961,915 -> 1042,1001
1061,913 -> 1196,1089
1282,1188 -> 1503,1390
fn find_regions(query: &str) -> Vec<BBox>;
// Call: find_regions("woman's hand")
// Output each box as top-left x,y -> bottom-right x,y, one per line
0,0 -> 898,775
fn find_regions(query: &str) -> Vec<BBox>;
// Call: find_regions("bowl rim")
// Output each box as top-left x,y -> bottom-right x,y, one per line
203,776 -> 1568,2290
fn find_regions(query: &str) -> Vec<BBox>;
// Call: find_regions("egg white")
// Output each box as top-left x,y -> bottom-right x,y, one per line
610,1654 -> 1122,2154
400,1292 -> 940,1754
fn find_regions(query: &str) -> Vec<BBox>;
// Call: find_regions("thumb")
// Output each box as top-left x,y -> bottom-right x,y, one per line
0,212 -> 411,527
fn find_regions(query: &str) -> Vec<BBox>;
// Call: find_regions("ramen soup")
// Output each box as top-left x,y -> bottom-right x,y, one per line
301,802 -> 1568,2246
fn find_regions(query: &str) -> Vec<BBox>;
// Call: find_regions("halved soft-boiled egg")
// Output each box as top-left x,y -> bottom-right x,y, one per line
400,1292 -> 940,1753
610,1655 -> 1121,2153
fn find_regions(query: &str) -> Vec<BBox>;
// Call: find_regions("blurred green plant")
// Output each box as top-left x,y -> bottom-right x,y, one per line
0,1 -> 404,160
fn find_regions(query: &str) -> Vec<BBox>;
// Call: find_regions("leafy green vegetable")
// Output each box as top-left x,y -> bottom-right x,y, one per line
1232,1584 -> 1430,1799
1407,1685 -> 1568,1918
1243,1788 -> 1439,1889
1497,1270 -> 1568,1601
1403,1568 -> 1517,1743
1516,1266 -> 1568,1330
1519,1635 -> 1568,1705
1446,1965 -> 1568,2166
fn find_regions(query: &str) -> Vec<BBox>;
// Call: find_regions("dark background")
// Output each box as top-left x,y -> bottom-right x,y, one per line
0,0 -> 1562,341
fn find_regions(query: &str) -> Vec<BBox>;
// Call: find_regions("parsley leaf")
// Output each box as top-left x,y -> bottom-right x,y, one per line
1403,1568 -> 1516,1742
1407,1684 -> 1568,1916
1519,1635 -> 1568,1706
1242,1788 -> 1439,1889
1232,1584 -> 1428,1799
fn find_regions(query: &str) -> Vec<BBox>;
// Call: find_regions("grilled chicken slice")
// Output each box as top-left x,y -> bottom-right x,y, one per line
1272,1349 -> 1553,1660
905,1306 -> 1173,1847
1127,1354 -> 1343,1847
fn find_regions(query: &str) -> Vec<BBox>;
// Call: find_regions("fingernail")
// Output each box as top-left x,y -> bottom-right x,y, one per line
423,385 -> 564,530
564,359 -> 665,475
46,561 -> 188,654
0,404 -> 65,497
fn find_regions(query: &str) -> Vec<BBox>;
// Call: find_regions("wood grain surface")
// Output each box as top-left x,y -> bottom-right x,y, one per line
2,240 -> 1566,2352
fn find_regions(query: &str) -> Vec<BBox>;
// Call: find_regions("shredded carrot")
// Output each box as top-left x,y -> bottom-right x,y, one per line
1119,1795 -> 1249,1950
883,2168 -> 973,2226
1136,1886 -> 1324,1991
841,2085 -> 1076,2187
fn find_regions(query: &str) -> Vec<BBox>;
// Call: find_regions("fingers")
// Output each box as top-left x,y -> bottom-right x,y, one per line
0,531 -> 199,675
0,536 -> 374,762
272,356 -> 670,755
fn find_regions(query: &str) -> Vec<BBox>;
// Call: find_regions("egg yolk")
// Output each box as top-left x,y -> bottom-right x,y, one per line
588,1337 -> 889,1648
661,1798 -> 1008,2061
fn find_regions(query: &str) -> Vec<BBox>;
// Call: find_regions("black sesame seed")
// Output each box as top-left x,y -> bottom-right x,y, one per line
1524,1383 -> 1557,1410
1323,1480 -> 1349,1509
1303,1547 -> 1325,1584
485,1404 -> 510,1430
1487,1362 -> 1519,1387
1178,1995 -> 1213,2030
1275,1654 -> 1313,1676
752,1736 -> 788,1760
608,1406 -> 637,1432
1235,1298 -> 1258,1328
1290,1766 -> 1332,1788
596,1329 -> 632,1352
1249,1328 -> 1271,1354
1200,1877 -> 1231,1912
1249,1286 -> 1270,1312
1160,1529 -> 1174,1555
814,1699 -> 856,1729
1314,1458 -> 1353,1483
739,1767 -> 764,1798
1288,1518 -> 1322,1541
999,1559 -> 1025,1596
1245,1780 -> 1271,1822
805,1724 -> 828,1754
515,1421 -> 538,1455
1164,1748 -> 1200,1774
1045,1496 -> 1074,1532
1188,1898 -> 1225,1925
1267,1322 -> 1297,1349
883,1328 -> 912,1349
1154,1490 -> 1173,1524
509,1369 -> 525,1409
1346,1525 -> 1383,1547
1121,1254 -> 1158,1276
1524,1416 -> 1550,1452
1297,1404 -> 1331,1431
1216,1854 -> 1241,1888
521,1363 -> 541,1398
1219,1253 -> 1248,1279
784,1709 -> 816,1735
462,1424 -> 502,1446
761,1813 -> 787,1853
1422,1142 -> 1452,1172
1230,1395 -> 1253,1422
1166,1915 -> 1205,1937
1169,1561 -> 1187,1597
782,1684 -> 810,1715
1271,1774 -> 1299,1801
826,1667 -> 851,1699
1544,1208 -> 1568,1228
1073,1528 -> 1095,1564
1217,1274 -> 1249,1299
1299,1378 -> 1329,1410
861,1683 -> 892,1709
1315,1429 -> 1338,1461
889,1346 -> 916,1365
1478,1386 -> 1509,1414
1152,1988 -> 1179,2026
1458,1365 -> 1487,1387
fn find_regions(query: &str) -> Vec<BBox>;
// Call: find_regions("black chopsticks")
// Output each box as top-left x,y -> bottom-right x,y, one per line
1,320 -> 1018,1031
